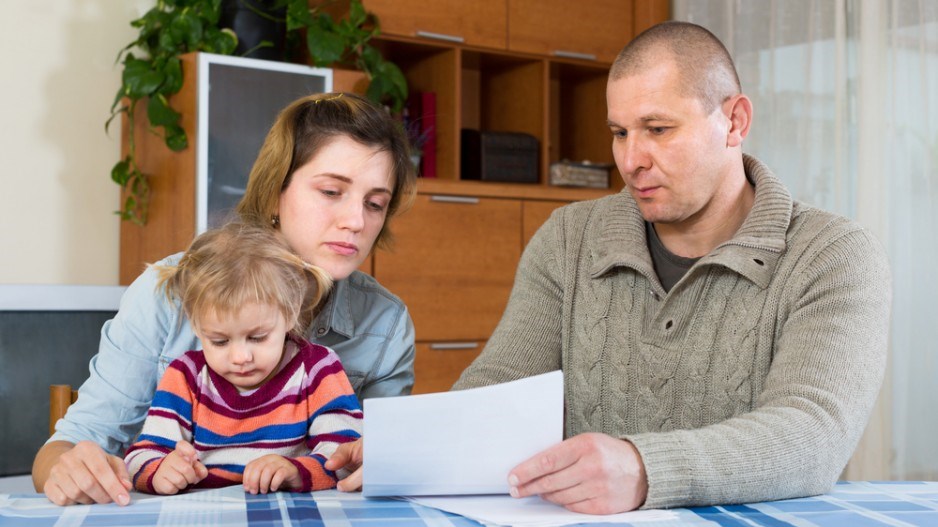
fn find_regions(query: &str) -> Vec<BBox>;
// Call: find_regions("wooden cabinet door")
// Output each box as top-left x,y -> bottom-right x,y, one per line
412,341 -> 483,394
522,200 -> 567,246
374,194 -> 522,342
508,0 -> 633,63
364,0 -> 508,49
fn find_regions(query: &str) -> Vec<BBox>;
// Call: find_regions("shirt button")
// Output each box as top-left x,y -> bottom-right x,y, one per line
316,327 -> 327,336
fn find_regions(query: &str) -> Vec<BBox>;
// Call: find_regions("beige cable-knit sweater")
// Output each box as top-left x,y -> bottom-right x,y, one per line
454,155 -> 891,509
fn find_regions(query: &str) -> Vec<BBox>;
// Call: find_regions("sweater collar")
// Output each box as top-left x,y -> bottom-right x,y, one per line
590,154 -> 792,289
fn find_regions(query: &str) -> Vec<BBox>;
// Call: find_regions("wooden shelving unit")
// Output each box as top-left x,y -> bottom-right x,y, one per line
120,0 -> 670,394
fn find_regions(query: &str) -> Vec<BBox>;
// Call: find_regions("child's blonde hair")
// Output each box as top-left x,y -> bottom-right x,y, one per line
153,221 -> 331,335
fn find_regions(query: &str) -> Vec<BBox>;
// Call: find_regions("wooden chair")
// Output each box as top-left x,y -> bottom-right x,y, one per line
49,384 -> 78,436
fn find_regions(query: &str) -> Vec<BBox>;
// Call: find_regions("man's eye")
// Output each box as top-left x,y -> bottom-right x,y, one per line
612,129 -> 627,138
650,127 -> 668,135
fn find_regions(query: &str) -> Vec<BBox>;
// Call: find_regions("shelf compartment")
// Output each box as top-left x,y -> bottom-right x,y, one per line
375,38 -> 460,181
460,50 -> 547,182
549,61 -> 622,191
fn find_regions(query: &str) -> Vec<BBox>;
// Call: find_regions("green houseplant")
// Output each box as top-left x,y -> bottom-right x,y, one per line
108,0 -> 407,225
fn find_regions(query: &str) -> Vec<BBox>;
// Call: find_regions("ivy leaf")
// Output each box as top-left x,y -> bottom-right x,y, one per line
286,0 -> 311,31
109,86 -> 126,113
105,105 -> 128,134
307,23 -> 345,66
164,124 -> 188,151
358,44 -> 381,71
147,94 -> 180,128
218,28 -> 239,54
171,12 -> 204,50
349,0 -> 367,27
386,62 -> 408,105
129,170 -> 149,196
121,195 -> 138,223
158,28 -> 181,53
111,158 -> 131,186
194,0 -> 222,25
131,7 -> 166,36
162,57 -> 183,94
122,57 -> 164,98
365,74 -> 389,106
204,28 -> 238,54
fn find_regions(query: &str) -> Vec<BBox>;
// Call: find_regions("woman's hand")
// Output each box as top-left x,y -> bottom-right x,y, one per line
40,440 -> 133,506
243,455 -> 301,494
325,439 -> 363,492
151,441 -> 208,495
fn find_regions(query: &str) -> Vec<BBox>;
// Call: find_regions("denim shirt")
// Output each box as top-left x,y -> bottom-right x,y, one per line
50,253 -> 415,455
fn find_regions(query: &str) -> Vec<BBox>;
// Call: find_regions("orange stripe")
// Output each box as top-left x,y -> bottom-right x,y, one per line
194,401 -> 308,436
305,371 -> 356,410
294,457 -> 338,491
207,467 -> 243,483
160,367 -> 194,401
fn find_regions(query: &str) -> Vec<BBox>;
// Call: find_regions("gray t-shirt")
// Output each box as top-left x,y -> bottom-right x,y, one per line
646,221 -> 699,292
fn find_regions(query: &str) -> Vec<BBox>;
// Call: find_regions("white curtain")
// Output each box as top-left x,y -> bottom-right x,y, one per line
673,0 -> 938,480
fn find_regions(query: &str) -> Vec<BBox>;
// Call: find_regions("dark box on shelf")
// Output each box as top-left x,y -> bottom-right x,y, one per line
461,129 -> 539,183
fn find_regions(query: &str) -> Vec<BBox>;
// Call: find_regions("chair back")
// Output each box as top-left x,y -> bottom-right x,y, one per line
49,384 -> 78,437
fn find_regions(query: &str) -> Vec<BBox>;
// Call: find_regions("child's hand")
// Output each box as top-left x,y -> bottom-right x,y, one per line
151,440 -> 209,495
243,455 -> 301,494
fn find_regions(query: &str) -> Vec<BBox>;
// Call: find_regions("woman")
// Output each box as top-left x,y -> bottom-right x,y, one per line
33,92 -> 417,506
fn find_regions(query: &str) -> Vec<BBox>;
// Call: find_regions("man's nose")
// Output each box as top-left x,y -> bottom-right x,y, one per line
615,137 -> 649,177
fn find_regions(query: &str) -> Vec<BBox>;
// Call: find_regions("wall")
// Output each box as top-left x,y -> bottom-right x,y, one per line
0,1 -> 152,285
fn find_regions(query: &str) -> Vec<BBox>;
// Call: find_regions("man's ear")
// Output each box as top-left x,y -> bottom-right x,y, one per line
724,94 -> 752,148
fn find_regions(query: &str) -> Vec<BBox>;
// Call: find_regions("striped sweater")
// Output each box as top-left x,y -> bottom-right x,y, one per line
124,336 -> 362,493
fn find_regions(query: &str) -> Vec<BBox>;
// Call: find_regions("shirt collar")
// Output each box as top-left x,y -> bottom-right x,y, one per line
311,277 -> 355,338
589,154 -> 792,289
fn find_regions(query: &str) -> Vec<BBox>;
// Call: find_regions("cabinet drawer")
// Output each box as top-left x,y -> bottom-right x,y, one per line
508,0 -> 633,63
364,0 -> 507,49
412,341 -> 483,394
374,194 -> 522,342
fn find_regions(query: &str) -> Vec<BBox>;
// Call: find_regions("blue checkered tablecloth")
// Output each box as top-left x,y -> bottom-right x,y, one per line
2,481 -> 937,526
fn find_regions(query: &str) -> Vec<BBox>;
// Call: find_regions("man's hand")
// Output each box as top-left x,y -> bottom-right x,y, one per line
243,455 -> 301,494
151,441 -> 208,495
507,433 -> 648,514
324,439 -> 363,492
42,440 -> 133,506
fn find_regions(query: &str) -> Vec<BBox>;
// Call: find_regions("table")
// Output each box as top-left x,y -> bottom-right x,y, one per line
2,481 -> 937,526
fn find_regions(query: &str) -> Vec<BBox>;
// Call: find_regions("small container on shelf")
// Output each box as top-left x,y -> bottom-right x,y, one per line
460,129 -> 539,184
549,160 -> 614,189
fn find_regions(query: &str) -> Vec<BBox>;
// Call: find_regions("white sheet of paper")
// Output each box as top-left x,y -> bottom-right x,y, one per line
362,371 -> 563,497
407,495 -> 677,527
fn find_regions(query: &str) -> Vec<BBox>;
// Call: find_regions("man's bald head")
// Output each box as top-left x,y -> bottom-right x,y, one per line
610,21 -> 741,114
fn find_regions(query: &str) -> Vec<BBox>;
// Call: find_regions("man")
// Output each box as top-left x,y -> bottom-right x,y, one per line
453,21 -> 891,514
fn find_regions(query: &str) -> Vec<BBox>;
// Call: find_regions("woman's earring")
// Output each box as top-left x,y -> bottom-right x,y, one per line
271,215 -> 280,227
